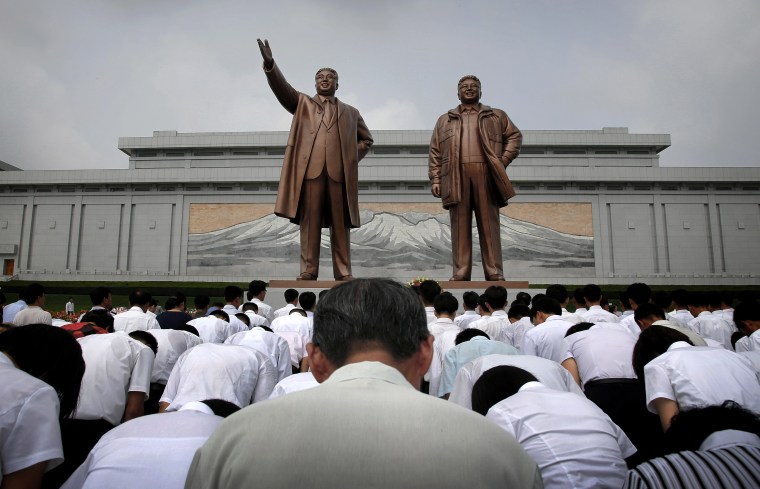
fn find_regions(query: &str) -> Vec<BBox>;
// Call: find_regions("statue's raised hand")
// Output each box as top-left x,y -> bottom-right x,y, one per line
257,38 -> 274,70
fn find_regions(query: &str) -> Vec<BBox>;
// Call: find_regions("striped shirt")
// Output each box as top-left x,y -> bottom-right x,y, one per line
624,431 -> 760,488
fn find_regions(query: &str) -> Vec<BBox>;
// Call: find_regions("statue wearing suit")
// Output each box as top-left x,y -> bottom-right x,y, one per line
258,39 -> 373,281
429,76 -> 521,281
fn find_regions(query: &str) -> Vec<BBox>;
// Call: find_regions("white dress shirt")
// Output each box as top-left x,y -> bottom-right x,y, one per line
687,311 -> 736,349
522,315 -> 575,363
425,318 -> 464,395
438,337 -> 519,397
454,310 -> 481,329
75,332 -> 155,425
738,350 -> 760,373
268,372 -> 319,399
221,305 -> 248,333
0,353 -> 63,479
503,316 -> 534,351
561,326 -> 637,384
273,303 -> 297,319
188,316 -> 233,343
468,310 -> 511,343
225,327 -> 292,382
148,329 -> 203,384
619,313 -> 639,337
160,343 -> 277,411
60,405 -> 223,489
667,309 -> 694,329
425,306 -> 437,324
252,298 -> 274,323
581,305 -> 620,324
449,353 -> 585,410
113,306 -> 160,333
560,308 -> 584,324
486,382 -> 636,489
271,313 -> 312,339
243,311 -> 270,328
643,341 -> 760,414
12,305 -> 53,326
736,329 -> 760,352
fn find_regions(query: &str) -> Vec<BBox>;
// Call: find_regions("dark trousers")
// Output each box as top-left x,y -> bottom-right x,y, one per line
42,418 -> 114,489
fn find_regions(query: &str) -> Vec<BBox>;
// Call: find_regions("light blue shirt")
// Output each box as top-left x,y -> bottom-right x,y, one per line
2,299 -> 27,323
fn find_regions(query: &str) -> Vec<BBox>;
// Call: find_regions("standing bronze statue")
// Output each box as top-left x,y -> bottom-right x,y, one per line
429,76 -> 522,281
257,39 -> 373,281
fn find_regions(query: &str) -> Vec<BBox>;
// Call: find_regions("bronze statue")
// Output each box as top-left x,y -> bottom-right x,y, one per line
429,75 -> 522,281
257,39 -> 373,281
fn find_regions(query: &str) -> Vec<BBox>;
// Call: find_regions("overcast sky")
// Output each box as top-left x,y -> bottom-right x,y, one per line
1,0 -> 759,170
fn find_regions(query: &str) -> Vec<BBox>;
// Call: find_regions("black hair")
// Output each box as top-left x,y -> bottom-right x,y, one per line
545,284 -> 568,304
289,308 -> 307,317
164,296 -> 180,311
462,291 -> 479,309
419,280 -> 442,306
20,283 -> 45,305
515,291 -> 532,306
210,310 -> 230,322
299,292 -> 317,311
318,289 -> 330,300
284,288 -> 299,303
731,330 -> 747,349
235,313 -> 251,327
242,302 -> 259,313
627,282 -> 652,307
632,325 -> 693,380
455,328 -> 489,345
0,291 -> 6,305
619,292 -> 631,310
484,285 -> 508,310
582,284 -> 602,303
572,287 -> 586,307
129,330 -> 158,355
433,292 -> 458,315
477,294 -> 489,312
471,366 -> 538,416
634,303 -> 666,323
565,322 -> 594,337
248,280 -> 268,296
530,297 -> 562,318
651,290 -> 673,311
311,278 -> 429,367
201,399 -> 242,418
194,294 -> 210,309
0,324 -> 85,418
89,286 -> 111,306
129,289 -> 151,307
734,301 -> 760,334
507,303 -> 531,320
706,291 -> 722,310
179,324 -> 201,337
664,401 -> 760,453
224,285 -> 244,303
720,291 -> 735,308
81,309 -> 115,332
686,291 -> 707,308
531,293 -> 546,306
670,289 -> 689,309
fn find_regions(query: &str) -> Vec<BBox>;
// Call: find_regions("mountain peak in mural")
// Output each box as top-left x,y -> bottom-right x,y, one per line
188,210 -> 593,275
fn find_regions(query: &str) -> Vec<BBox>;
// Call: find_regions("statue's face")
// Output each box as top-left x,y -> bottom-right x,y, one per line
458,78 -> 481,104
315,69 -> 338,96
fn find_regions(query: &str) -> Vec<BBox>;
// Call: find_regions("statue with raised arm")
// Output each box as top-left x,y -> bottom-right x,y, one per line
257,39 -> 373,281
429,75 -> 522,281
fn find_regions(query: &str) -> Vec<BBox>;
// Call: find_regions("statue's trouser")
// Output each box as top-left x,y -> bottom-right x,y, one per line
299,169 -> 351,279
449,162 -> 503,280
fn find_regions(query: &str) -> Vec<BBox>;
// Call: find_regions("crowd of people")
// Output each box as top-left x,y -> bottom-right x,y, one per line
1,278 -> 760,488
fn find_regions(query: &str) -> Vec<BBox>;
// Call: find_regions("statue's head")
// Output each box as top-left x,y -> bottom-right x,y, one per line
457,75 -> 481,104
315,68 -> 339,97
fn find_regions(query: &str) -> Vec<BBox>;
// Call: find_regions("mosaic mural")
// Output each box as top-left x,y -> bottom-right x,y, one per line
187,203 -> 594,280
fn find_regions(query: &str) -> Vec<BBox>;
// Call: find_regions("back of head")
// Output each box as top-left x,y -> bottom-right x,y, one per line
707,290 -> 722,310
0,324 -> 85,418
545,284 -> 568,305
248,280 -> 267,296
455,328 -> 489,345
284,288 -> 299,304
686,291 -> 707,308
471,366 -> 538,416
433,292 -> 458,315
627,282 -> 652,307
484,285 -> 508,310
299,292 -> 317,311
531,293 -> 546,306
530,297 -> 562,319
201,399 -> 242,418
664,402 -> 760,453
462,291 -> 479,310
619,292 -> 631,311
289,308 -> 307,317
242,302 -> 259,314
734,301 -> 760,333
129,289 -> 151,308
634,302 -> 666,323
164,296 -> 180,311
671,289 -> 689,309
651,290 -> 673,311
89,286 -> 111,306
312,278 -> 429,367
419,280 -> 442,306
632,325 -> 692,380
515,291 -> 532,306
81,309 -> 115,332
573,287 -> 586,308
565,322 -> 594,338
194,294 -> 210,310
224,285 -> 244,303
20,283 -> 45,305
582,284 -> 602,303
507,303 -> 531,321
178,324 -> 201,337
129,330 -> 158,355
211,310 -> 230,322
235,313 -> 251,327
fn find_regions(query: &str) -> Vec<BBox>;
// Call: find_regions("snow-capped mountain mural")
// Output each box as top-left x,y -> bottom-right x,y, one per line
187,209 -> 594,280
